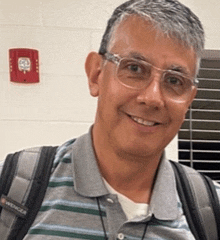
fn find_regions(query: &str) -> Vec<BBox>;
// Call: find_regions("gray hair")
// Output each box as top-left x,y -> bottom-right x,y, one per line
98,0 -> 205,59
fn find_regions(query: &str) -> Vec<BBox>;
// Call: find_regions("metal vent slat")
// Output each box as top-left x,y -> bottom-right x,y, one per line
178,50 -> 220,184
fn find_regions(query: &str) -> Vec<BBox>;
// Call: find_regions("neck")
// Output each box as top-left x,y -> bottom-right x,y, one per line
92,128 -> 162,203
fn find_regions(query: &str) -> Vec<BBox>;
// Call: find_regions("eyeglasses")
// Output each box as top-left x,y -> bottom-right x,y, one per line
103,52 -> 198,102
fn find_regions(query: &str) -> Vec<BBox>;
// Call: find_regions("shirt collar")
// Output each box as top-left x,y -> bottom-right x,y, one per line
149,154 -> 179,220
71,129 -> 178,220
71,129 -> 109,197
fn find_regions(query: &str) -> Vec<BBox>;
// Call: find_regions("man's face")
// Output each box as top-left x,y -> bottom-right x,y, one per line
88,16 -> 197,160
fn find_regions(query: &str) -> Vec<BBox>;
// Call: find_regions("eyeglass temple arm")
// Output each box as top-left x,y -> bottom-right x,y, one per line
104,52 -> 120,63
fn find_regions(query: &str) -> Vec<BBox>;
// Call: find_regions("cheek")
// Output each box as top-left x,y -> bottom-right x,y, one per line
167,101 -> 189,125
96,73 -> 120,117
99,71 -> 133,105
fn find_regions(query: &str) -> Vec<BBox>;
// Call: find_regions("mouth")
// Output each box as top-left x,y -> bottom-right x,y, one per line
130,115 -> 160,127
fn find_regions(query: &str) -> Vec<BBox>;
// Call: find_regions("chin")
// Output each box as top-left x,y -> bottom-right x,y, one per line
116,142 -> 161,160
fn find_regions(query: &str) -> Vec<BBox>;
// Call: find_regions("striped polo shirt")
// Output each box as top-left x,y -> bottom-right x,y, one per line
23,130 -> 220,240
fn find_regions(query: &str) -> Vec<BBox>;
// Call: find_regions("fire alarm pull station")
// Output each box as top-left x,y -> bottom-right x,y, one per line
9,48 -> 39,83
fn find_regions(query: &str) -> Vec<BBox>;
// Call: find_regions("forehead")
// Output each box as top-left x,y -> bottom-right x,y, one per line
109,15 -> 197,75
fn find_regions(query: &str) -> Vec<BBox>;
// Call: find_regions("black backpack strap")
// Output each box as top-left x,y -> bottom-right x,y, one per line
170,160 -> 219,240
202,175 -> 220,238
0,146 -> 58,240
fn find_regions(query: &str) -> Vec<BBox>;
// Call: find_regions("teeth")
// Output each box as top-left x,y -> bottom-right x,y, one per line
131,116 -> 155,126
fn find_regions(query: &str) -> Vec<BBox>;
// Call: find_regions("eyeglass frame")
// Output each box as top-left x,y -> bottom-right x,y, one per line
102,52 -> 199,101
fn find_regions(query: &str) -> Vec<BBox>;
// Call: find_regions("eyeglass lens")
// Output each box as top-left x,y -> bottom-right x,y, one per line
116,58 -> 194,101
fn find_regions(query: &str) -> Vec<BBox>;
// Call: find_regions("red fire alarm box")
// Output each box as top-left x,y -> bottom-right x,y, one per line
9,48 -> 39,83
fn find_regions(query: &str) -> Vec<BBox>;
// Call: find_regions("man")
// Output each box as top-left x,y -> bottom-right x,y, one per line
2,0 -> 220,239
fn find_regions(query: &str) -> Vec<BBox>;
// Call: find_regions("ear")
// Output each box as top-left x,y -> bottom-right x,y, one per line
85,51 -> 103,97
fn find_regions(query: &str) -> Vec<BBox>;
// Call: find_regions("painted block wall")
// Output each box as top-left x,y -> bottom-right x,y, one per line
0,0 -> 219,161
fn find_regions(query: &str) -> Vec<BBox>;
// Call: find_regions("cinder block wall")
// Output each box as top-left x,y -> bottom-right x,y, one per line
0,0 -> 219,160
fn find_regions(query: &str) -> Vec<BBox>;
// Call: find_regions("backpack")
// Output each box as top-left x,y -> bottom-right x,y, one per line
0,146 -> 57,240
171,161 -> 220,240
0,147 -> 219,240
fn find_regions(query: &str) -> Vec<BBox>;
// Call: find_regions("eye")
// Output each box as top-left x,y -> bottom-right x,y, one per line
127,63 -> 142,73
119,59 -> 149,76
165,74 -> 184,86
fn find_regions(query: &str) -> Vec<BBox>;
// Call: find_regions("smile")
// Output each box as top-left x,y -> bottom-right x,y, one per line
130,116 -> 159,127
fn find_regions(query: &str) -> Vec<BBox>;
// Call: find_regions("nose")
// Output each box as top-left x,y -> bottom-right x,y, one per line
136,76 -> 165,109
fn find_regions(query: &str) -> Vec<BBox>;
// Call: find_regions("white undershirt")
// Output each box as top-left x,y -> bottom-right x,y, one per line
103,179 -> 149,220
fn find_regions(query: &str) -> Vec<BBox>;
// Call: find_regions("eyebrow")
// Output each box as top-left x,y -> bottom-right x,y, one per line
169,65 -> 191,77
126,51 -> 149,61
124,51 -> 191,76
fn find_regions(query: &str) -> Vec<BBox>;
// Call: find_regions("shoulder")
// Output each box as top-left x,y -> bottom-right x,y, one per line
178,162 -> 220,192
53,138 -> 76,166
170,160 -> 220,201
0,138 -> 77,177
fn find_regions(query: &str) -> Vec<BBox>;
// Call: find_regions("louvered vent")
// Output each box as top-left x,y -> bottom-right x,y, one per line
178,50 -> 220,184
